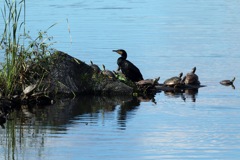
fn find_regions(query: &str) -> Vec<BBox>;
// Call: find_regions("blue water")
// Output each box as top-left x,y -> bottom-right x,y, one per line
1,0 -> 240,159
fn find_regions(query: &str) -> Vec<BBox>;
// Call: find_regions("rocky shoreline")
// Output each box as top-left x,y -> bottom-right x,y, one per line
0,51 -> 204,128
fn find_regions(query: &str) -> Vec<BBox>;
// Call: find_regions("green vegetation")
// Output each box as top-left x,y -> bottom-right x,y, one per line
0,0 -> 55,97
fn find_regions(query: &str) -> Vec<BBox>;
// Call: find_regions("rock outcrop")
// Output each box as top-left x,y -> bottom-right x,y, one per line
45,51 -> 133,96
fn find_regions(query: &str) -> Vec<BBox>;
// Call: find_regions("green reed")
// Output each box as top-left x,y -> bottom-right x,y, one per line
0,0 -> 55,96
0,0 -> 25,96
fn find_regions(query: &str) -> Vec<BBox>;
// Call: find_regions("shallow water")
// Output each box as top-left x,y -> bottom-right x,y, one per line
1,0 -> 240,159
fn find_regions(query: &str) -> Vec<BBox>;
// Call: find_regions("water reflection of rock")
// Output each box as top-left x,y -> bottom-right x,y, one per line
14,95 -> 144,131
164,88 -> 198,102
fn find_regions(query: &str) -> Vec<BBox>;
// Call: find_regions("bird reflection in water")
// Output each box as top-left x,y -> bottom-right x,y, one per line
117,97 -> 140,130
117,94 -> 157,130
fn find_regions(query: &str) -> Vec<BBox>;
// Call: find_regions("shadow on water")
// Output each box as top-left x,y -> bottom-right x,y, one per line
0,95 -> 144,159
220,84 -> 236,90
0,89 -> 200,159
164,88 -> 198,102
18,95 -> 142,128
0,95 -> 146,131
117,97 -> 140,129
0,87 -> 200,129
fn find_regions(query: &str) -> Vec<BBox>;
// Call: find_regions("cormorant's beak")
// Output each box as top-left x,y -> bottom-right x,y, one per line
112,50 -> 121,54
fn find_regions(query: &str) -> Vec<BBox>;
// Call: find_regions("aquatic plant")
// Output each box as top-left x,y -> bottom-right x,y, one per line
0,0 -> 25,96
0,0 -> 55,97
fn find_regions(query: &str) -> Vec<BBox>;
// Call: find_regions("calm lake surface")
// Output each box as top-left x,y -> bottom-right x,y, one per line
1,0 -> 240,159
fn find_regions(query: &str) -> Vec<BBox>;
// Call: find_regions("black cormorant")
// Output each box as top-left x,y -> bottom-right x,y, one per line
113,49 -> 143,82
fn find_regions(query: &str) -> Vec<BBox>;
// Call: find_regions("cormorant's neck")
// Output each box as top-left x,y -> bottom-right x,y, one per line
117,57 -> 125,66
121,52 -> 127,60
